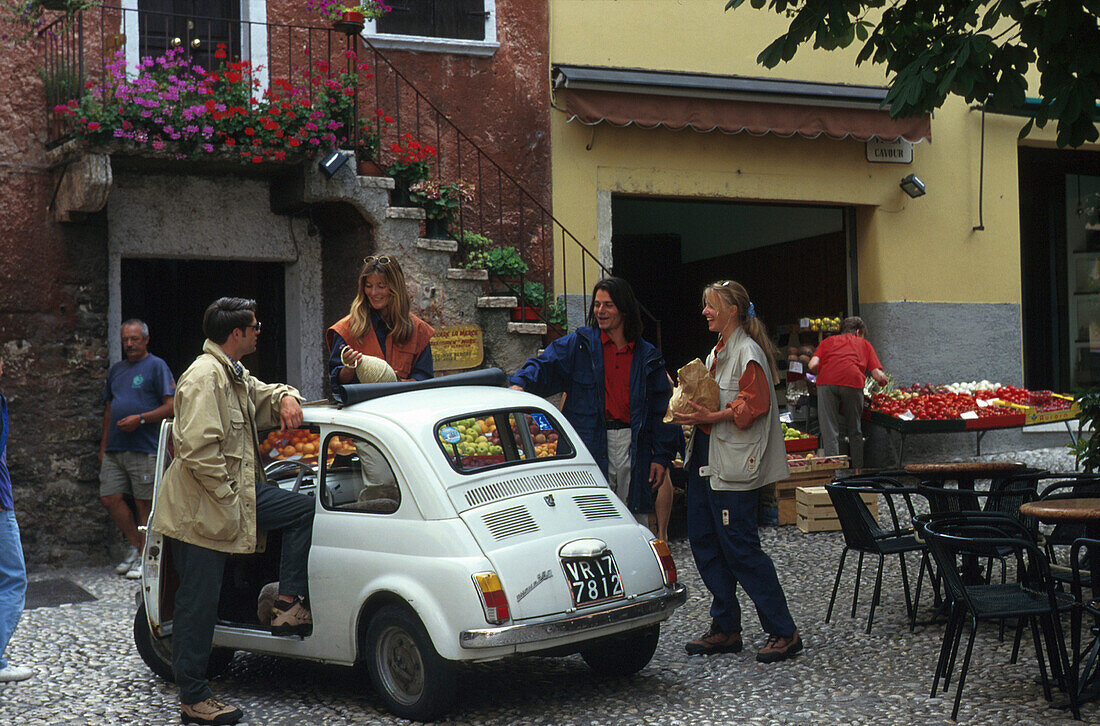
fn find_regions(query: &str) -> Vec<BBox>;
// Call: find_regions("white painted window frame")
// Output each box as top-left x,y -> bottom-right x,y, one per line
363,0 -> 499,57
120,0 -> 269,90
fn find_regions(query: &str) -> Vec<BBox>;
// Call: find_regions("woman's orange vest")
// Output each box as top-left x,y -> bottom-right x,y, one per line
326,313 -> 435,381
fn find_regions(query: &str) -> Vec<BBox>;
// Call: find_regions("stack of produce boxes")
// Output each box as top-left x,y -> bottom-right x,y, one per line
762,424 -> 848,525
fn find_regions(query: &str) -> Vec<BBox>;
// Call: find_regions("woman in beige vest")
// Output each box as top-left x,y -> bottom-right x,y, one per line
672,281 -> 801,663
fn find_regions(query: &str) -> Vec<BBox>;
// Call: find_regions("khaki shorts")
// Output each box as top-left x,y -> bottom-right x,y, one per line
99,451 -> 155,500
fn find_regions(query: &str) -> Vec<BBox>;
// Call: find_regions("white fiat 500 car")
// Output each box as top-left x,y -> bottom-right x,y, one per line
135,369 -> 686,720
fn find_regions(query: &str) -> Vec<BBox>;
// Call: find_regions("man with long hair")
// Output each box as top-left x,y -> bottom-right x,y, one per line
509,277 -> 678,527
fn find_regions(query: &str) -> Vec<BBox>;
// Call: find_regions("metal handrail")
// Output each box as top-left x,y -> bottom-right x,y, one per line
38,6 -> 660,345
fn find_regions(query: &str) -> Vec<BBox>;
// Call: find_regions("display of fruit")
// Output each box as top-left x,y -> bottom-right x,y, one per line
260,428 -> 357,464
781,423 -> 811,440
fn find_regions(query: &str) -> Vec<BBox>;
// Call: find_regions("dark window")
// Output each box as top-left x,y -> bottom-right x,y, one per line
138,0 -> 241,71
376,0 -> 487,41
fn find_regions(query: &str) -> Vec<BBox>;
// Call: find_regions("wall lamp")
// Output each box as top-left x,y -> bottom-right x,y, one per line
319,149 -> 349,179
899,173 -> 926,198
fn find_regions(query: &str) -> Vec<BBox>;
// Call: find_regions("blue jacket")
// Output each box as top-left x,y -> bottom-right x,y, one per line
509,326 -> 678,513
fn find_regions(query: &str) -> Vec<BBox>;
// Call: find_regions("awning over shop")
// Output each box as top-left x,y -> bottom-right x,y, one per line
553,65 -> 931,143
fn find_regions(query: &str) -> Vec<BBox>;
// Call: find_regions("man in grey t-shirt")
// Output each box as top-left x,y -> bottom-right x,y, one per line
99,320 -> 175,579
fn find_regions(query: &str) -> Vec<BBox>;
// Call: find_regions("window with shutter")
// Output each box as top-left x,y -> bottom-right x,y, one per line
376,0 -> 488,42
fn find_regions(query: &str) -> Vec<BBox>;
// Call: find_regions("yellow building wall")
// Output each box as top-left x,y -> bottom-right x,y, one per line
548,0 -> 1094,306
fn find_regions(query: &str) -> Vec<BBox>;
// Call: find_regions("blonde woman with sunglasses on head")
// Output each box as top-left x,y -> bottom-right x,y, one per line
671,280 -> 801,664
326,255 -> 435,388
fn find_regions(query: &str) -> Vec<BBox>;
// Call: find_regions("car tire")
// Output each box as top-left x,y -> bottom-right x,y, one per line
580,623 -> 660,678
363,604 -> 457,721
133,602 -> 235,683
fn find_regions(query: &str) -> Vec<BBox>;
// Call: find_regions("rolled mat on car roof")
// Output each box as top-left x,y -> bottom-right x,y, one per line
333,367 -> 509,406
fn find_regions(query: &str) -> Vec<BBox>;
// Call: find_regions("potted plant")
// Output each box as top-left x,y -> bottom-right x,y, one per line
355,109 -> 393,176
6,0 -> 100,41
511,281 -> 545,321
544,298 -> 569,341
385,133 -> 436,206
307,0 -> 391,33
1069,388 -> 1100,472
459,231 -> 492,270
409,179 -> 475,239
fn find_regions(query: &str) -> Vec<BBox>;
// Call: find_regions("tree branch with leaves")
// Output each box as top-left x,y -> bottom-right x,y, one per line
726,0 -> 1100,148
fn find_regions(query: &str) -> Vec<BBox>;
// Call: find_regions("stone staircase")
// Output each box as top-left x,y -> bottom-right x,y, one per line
295,151 -> 545,375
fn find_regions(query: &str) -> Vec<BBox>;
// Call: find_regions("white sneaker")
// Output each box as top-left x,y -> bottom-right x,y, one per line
125,563 -> 142,580
115,546 -> 140,575
0,665 -> 35,682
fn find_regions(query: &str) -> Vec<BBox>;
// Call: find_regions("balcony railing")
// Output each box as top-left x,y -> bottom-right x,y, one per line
39,6 -> 659,344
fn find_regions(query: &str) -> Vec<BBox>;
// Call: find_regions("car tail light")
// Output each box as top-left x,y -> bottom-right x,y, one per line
649,539 -> 677,585
472,572 -> 510,624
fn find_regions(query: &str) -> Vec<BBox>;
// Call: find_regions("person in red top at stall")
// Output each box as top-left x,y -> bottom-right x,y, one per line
807,316 -> 889,469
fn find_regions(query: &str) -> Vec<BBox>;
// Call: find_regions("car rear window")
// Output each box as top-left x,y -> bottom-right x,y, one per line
436,409 -> 574,473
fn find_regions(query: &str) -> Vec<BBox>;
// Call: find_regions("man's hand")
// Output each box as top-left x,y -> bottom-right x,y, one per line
649,462 -> 667,486
116,414 -> 142,432
508,384 -> 524,391
280,396 -> 304,431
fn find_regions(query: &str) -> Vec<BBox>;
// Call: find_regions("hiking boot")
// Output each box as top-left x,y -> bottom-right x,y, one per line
115,546 -> 139,575
0,664 -> 35,682
180,697 -> 244,725
684,620 -> 743,655
270,596 -> 313,638
756,630 -> 803,663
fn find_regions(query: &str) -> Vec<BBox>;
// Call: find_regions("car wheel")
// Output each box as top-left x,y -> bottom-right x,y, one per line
364,604 -> 457,721
580,624 -> 660,678
133,602 -> 235,683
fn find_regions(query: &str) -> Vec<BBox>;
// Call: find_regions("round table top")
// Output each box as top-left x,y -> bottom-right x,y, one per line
905,461 -> 1026,476
1019,498 -> 1100,522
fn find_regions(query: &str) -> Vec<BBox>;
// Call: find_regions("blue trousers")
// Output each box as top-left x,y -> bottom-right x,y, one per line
0,509 -> 27,670
686,433 -> 796,637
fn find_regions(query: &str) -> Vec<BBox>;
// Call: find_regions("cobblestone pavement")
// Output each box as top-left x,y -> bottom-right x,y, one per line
3,448 -> 1097,725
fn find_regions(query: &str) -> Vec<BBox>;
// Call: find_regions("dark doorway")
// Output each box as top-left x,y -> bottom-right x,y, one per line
612,197 -> 850,375
1018,147 -> 1100,392
121,259 -> 286,384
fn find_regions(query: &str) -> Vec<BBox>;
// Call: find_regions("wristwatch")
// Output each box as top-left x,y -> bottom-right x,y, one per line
139,414 -> 146,425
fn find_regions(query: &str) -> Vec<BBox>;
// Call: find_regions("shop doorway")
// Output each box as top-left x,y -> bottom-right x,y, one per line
1019,147 -> 1100,392
611,196 -> 853,374
121,259 -> 286,384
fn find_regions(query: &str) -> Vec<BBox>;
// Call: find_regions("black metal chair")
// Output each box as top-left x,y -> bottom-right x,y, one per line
1036,476 -> 1100,565
824,479 -> 930,633
923,515 -> 1079,720
1070,536 -> 1100,703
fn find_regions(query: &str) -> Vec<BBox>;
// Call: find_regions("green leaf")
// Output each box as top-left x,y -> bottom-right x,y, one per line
1018,117 -> 1034,140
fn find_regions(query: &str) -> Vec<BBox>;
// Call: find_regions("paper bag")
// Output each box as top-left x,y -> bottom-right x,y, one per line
664,358 -> 720,423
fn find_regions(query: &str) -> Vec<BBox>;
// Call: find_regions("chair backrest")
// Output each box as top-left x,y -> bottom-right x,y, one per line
923,516 -> 1049,611
825,482 -> 884,551
1037,476 -> 1100,548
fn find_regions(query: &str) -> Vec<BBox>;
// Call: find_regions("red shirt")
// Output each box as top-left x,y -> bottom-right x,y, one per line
814,334 -> 883,389
601,331 -> 634,423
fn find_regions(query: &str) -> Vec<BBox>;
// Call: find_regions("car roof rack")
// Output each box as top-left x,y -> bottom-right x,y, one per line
332,367 -> 509,406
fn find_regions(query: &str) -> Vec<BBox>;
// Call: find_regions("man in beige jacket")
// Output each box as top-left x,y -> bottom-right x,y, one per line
151,297 -> 310,726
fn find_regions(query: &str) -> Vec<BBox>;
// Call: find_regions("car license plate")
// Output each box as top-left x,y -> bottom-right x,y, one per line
562,552 -> 624,607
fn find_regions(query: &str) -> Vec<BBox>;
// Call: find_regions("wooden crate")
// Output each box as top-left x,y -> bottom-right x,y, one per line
761,470 -> 838,525
795,485 -> 878,533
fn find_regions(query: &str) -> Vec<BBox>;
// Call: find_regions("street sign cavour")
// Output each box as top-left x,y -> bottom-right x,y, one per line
866,139 -> 913,164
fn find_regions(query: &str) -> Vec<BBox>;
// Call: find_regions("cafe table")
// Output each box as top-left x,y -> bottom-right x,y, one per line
1018,497 -> 1100,705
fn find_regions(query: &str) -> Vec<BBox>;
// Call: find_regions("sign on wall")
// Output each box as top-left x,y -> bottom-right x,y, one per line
866,139 -> 914,164
431,324 -> 485,370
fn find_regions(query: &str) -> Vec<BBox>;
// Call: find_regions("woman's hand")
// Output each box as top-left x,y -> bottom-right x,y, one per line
341,346 -> 364,368
671,400 -> 724,426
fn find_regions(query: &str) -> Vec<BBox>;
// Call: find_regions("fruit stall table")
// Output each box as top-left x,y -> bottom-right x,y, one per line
863,404 -> 1079,466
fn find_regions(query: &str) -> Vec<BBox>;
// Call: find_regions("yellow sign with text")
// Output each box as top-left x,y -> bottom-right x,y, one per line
431,324 -> 484,371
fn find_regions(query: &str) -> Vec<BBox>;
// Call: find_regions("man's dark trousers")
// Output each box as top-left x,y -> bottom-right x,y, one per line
170,482 -> 313,704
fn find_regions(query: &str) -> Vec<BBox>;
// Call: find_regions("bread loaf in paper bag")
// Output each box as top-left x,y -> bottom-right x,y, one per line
663,358 -> 720,423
